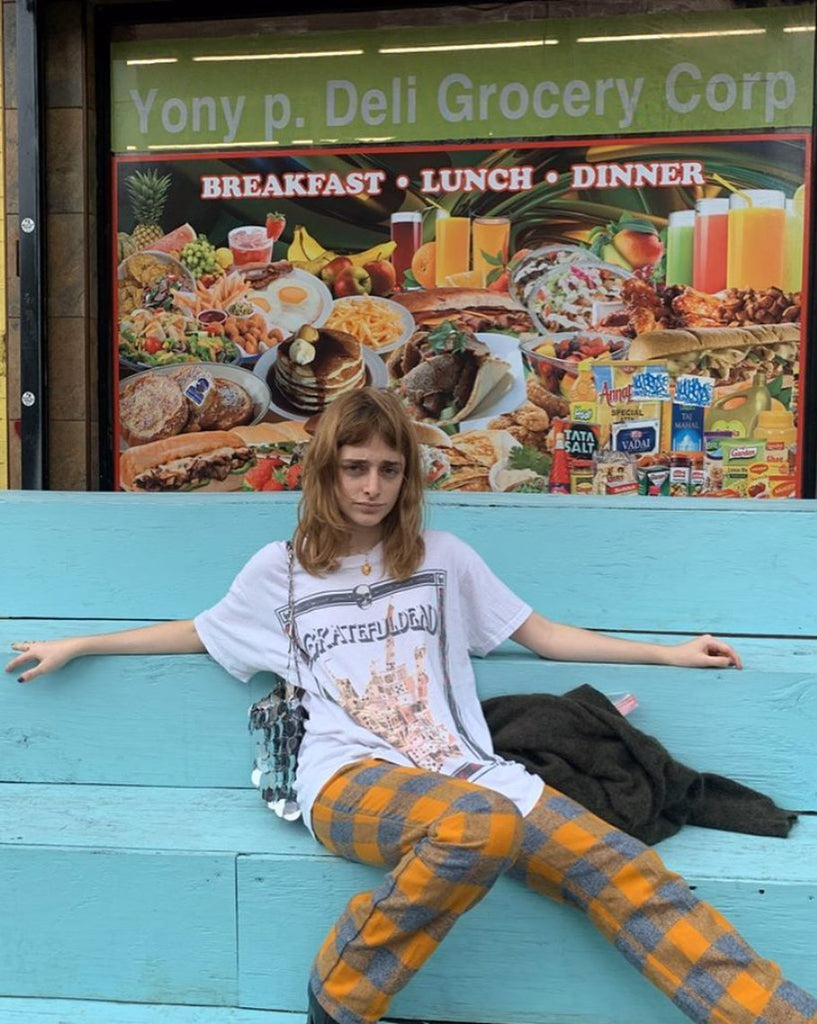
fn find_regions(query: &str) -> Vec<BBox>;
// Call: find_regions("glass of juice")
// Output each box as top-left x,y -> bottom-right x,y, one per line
228,226 -> 274,267
390,212 -> 423,288
783,198 -> 804,294
435,214 -> 471,287
472,217 -> 510,286
726,189 -> 785,291
665,210 -> 695,286
692,198 -> 729,294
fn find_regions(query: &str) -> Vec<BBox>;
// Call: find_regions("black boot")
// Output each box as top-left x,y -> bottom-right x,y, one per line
307,987 -> 342,1024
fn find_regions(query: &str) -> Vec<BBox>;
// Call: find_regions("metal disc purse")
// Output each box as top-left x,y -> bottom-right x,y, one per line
247,541 -> 307,822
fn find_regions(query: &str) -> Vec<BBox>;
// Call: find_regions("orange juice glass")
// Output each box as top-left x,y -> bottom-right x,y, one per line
472,217 -> 510,286
435,215 -> 471,286
693,197 -> 728,294
726,190 -> 785,290
783,198 -> 804,293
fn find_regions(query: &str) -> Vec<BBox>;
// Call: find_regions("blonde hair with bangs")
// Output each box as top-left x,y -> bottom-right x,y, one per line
294,388 -> 425,579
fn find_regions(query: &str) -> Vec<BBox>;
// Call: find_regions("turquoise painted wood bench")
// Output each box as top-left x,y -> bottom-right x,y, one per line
0,492 -> 815,1024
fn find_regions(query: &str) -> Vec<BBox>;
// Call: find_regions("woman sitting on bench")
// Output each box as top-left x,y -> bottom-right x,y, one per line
7,387 -> 816,1024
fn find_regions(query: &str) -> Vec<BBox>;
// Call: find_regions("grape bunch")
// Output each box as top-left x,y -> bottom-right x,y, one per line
180,234 -> 223,279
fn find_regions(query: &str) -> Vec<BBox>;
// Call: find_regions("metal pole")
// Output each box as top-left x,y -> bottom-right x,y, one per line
16,0 -> 47,489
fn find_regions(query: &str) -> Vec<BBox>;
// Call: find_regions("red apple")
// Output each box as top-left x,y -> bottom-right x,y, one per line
363,259 -> 397,297
612,227 -> 664,270
320,256 -> 353,286
333,266 -> 372,297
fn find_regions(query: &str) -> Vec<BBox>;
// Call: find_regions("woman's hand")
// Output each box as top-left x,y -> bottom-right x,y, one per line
6,638 -> 85,682
667,634 -> 743,670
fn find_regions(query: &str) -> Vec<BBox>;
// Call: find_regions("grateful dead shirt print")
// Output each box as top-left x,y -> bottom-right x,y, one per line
330,619 -> 463,771
279,570 -> 493,772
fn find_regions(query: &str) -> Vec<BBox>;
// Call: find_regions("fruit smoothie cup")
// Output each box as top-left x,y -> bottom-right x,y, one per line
472,217 -> 510,286
665,210 -> 695,286
726,189 -> 785,291
693,198 -> 729,294
390,212 -> 423,287
783,198 -> 804,294
228,226 -> 274,267
435,214 -> 471,287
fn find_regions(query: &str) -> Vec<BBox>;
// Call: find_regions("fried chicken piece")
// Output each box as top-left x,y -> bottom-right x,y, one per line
671,287 -> 723,326
630,306 -> 660,335
488,403 -> 552,452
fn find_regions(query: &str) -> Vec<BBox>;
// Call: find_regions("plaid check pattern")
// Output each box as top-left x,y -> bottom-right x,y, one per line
310,760 -> 816,1024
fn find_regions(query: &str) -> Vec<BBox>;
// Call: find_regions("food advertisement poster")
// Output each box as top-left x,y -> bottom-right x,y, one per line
111,7 -> 813,498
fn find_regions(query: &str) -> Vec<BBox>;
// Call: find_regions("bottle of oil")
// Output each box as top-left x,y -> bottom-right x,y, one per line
704,372 -> 772,437
548,430 -> 571,495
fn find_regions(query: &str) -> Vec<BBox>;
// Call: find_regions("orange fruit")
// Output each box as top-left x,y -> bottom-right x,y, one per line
411,242 -> 437,289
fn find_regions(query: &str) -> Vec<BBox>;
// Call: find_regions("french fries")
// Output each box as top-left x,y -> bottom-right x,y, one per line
175,273 -> 251,316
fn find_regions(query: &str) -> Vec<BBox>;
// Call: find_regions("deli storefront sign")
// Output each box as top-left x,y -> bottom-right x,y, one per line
108,7 -> 813,499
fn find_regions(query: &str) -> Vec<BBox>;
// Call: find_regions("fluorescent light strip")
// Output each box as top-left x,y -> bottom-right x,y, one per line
145,141 -> 281,150
379,39 -> 552,54
577,28 -> 765,43
126,57 -> 179,65
193,49 -> 363,62
784,26 -> 815,33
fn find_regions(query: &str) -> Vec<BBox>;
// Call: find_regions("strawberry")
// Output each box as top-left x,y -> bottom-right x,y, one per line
265,212 -> 286,241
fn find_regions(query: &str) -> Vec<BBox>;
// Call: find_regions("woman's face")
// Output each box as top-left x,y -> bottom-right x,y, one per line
335,435 -> 406,541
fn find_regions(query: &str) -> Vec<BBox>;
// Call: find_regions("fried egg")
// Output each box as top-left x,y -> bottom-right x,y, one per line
264,276 -> 323,333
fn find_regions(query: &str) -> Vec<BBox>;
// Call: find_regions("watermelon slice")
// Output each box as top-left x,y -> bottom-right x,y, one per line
150,223 -> 196,254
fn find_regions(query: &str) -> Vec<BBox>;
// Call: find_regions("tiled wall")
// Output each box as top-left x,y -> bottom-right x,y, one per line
4,0 -> 737,490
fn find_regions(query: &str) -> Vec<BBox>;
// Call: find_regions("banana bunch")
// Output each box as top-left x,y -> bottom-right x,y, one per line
287,225 -> 397,274
349,240 -> 397,267
287,226 -> 337,274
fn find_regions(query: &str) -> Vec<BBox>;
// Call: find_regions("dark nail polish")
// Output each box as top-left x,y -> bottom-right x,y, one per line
17,677 -> 24,683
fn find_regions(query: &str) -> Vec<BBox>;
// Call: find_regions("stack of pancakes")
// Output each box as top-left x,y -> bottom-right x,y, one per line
271,328 -> 365,413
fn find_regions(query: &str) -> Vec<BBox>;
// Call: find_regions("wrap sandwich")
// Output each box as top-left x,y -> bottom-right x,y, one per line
387,320 -> 513,424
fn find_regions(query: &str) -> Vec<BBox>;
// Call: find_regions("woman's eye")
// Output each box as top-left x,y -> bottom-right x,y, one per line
381,466 -> 401,479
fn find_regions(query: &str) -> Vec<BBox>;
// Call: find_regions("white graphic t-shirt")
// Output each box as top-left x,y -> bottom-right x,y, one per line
194,530 -> 544,832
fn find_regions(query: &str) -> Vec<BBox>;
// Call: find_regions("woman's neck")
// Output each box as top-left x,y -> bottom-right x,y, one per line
344,528 -> 382,557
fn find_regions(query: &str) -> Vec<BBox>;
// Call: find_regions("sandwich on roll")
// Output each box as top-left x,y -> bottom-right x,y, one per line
119,430 -> 255,492
393,287 -> 534,337
627,323 -> 800,385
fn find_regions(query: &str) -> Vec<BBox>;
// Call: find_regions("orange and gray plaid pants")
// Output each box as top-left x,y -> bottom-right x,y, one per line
309,760 -> 816,1024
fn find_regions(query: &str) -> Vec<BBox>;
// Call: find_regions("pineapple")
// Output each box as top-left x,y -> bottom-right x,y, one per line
125,169 -> 171,250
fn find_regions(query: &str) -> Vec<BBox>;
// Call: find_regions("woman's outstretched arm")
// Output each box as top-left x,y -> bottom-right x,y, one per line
5,620 -> 206,683
511,612 -> 742,669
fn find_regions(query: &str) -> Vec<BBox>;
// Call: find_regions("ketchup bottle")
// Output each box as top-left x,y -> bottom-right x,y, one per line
549,429 -> 571,494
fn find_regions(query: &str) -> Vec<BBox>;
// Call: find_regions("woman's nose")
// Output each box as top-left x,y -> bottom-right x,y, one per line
363,469 -> 380,494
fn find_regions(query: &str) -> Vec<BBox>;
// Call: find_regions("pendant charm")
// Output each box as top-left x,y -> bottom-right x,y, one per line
361,560 -> 372,576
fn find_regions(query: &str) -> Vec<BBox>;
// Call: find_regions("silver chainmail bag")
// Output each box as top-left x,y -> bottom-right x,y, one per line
247,541 -> 306,822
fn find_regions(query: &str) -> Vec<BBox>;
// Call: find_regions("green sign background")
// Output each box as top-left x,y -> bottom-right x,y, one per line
110,6 -> 815,152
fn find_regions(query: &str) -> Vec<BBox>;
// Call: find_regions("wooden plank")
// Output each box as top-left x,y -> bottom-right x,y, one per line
0,784 -> 320,856
0,847 -> 238,1006
237,831 -> 817,1022
3,784 -> 813,874
0,622 -> 274,787
2,621 -> 814,804
2,493 -> 817,637
0,1000 -> 298,1024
